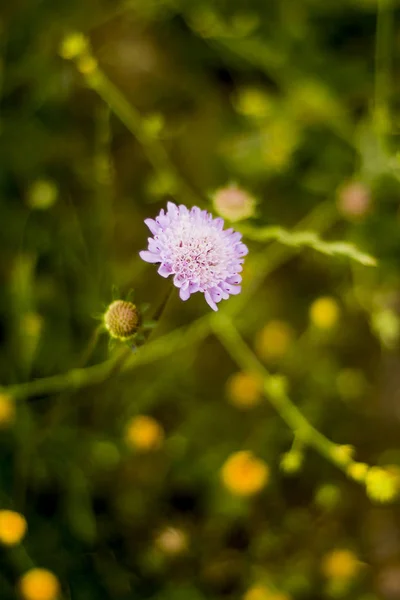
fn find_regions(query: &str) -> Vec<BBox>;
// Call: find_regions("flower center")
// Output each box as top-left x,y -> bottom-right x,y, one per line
162,222 -> 233,287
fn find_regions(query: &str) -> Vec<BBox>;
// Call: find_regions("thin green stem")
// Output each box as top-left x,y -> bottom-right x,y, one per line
5,316 -> 211,402
212,313 -> 355,473
83,65 -> 200,204
78,324 -> 103,367
375,0 -> 393,138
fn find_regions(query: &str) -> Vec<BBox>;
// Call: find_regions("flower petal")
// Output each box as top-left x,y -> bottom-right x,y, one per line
139,250 -> 161,263
158,263 -> 173,277
205,290 -> 218,311
148,238 -> 160,253
236,243 -> 249,256
167,202 -> 179,216
227,274 -> 242,285
144,218 -> 160,235
179,287 -> 191,301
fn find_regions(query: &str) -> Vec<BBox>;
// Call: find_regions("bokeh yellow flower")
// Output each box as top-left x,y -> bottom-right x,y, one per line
331,444 -> 355,466
77,55 -> 98,75
309,297 -> 339,330
314,484 -> 342,510
255,320 -> 293,361
321,549 -> 362,581
221,451 -> 269,496
280,450 -> 303,474
59,32 -> 88,60
347,462 -> 369,483
124,415 -> 164,451
234,87 -> 274,119
26,180 -> 58,210
365,466 -> 400,503
0,510 -> 27,546
19,568 -> 60,600
243,585 -> 291,600
0,393 -> 16,428
226,371 -> 264,409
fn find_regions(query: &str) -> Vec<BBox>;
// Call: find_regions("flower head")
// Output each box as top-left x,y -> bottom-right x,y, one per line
139,202 -> 248,311
104,300 -> 140,340
19,568 -> 60,600
0,510 -> 27,546
321,549 -> 362,581
0,393 -> 15,428
221,450 -> 269,496
226,371 -> 264,409
124,415 -> 164,451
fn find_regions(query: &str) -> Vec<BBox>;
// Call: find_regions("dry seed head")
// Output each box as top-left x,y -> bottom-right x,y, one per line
104,300 -> 140,341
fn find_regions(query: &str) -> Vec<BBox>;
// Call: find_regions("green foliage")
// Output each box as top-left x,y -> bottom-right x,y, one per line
1,0 -> 400,599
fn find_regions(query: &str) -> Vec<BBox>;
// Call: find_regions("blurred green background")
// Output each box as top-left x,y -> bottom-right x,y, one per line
2,0 -> 400,599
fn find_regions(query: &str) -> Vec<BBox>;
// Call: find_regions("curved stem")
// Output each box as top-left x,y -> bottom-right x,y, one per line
374,0 -> 393,139
4,316 -> 211,402
82,64 -> 201,204
78,324 -> 103,367
212,313 -> 356,474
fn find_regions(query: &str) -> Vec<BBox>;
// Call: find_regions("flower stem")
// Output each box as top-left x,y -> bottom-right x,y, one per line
78,324 -> 103,367
82,62 -> 200,204
374,0 -> 394,139
211,313 -> 357,474
4,316 -> 211,402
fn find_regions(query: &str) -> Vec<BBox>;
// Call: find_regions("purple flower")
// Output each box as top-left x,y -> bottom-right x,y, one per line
139,202 -> 248,311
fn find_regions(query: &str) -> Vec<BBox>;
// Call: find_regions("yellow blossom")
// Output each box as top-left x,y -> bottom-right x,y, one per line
255,320 -> 293,361
234,87 -> 274,119
221,451 -> 269,496
27,180 -> 58,210
347,462 -> 369,483
77,55 -> 98,75
19,568 -> 60,600
0,393 -> 16,428
0,510 -> 27,546
226,371 -> 264,409
321,549 -> 362,581
365,466 -> 400,503
331,445 -> 355,466
309,297 -> 339,330
280,450 -> 303,474
59,32 -> 88,60
124,415 -> 164,452
243,586 -> 291,600
314,484 -> 341,510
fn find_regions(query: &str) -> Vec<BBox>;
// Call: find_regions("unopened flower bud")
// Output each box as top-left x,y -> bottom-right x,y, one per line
104,300 -> 140,341
212,185 -> 256,222
280,450 -> 303,475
